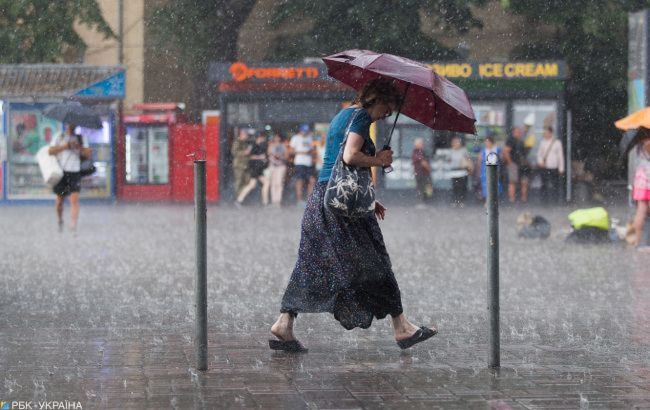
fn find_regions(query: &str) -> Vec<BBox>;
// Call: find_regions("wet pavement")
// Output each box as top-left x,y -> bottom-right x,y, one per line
1,201 -> 649,409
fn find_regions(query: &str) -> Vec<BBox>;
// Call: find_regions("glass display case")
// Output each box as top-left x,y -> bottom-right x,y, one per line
125,125 -> 169,184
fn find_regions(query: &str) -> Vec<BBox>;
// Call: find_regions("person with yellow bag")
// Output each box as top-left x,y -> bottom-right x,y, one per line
566,207 -> 611,243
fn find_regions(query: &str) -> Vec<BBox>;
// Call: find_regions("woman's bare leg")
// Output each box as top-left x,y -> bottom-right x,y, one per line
55,195 -> 64,231
237,179 -> 258,203
69,192 -> 80,231
271,313 -> 296,341
632,200 -> 649,247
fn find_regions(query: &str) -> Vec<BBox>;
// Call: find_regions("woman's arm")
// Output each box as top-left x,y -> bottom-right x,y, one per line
48,141 -> 70,155
343,133 -> 392,167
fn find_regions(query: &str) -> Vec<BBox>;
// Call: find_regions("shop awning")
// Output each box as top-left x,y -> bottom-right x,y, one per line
0,64 -> 124,100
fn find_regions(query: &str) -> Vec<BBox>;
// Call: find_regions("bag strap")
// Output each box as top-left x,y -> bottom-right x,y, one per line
54,133 -> 72,171
340,108 -> 362,148
542,139 -> 556,164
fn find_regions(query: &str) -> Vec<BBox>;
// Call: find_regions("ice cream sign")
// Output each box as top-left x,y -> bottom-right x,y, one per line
428,62 -> 566,80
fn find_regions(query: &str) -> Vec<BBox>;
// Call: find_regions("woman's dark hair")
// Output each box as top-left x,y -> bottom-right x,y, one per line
353,78 -> 402,109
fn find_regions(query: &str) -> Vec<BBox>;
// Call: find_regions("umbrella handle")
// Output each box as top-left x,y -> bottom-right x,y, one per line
382,145 -> 393,173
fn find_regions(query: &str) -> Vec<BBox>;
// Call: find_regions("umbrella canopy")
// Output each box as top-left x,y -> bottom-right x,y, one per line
322,49 -> 476,134
43,102 -> 102,129
615,107 -> 650,130
614,108 -> 650,155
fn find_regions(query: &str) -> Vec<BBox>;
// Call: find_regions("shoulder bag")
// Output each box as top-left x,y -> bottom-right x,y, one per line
323,109 -> 376,218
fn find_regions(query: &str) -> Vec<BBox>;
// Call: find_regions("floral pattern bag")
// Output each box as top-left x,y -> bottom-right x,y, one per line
324,109 -> 376,218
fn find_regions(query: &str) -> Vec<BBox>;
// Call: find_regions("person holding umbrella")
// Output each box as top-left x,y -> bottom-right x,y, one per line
270,79 -> 437,352
631,131 -> 650,247
43,102 -> 100,232
48,123 -> 91,232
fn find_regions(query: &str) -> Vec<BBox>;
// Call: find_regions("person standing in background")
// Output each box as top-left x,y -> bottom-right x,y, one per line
232,130 -> 252,198
448,136 -> 472,207
521,114 -> 536,199
263,133 -> 288,207
412,137 -> 433,206
289,124 -> 314,206
537,126 -> 564,204
504,127 -> 528,204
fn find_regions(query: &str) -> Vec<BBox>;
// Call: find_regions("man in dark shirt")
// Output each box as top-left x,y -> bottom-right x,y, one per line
504,127 -> 529,203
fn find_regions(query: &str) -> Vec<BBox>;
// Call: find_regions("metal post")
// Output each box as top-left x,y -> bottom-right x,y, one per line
486,152 -> 500,368
194,160 -> 208,371
566,110 -> 572,203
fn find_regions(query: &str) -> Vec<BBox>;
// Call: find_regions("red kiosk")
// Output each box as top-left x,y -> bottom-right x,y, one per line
117,103 -> 219,202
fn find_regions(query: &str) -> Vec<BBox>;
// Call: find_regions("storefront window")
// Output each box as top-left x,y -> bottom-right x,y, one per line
77,122 -> 112,198
0,101 -> 5,163
512,100 -> 558,165
125,125 -> 169,184
472,102 -> 507,146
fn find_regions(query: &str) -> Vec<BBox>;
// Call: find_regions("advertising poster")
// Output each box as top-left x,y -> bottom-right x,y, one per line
8,107 -> 61,198
629,10 -> 648,113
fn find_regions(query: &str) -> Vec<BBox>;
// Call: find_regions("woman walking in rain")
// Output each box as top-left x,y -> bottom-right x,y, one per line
270,79 -> 437,352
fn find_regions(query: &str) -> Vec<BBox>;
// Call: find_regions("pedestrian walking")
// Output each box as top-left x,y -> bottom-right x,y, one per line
631,135 -> 650,247
270,79 -> 437,352
289,124 -> 315,206
48,123 -> 91,232
232,130 -> 252,197
504,126 -> 529,203
480,135 -> 502,200
236,133 -> 268,206
262,133 -> 288,207
536,126 -> 564,205
448,136 -> 472,207
411,137 -> 433,206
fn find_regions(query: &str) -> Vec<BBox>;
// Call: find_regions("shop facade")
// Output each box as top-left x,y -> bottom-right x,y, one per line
210,60 -> 567,199
0,64 -> 124,202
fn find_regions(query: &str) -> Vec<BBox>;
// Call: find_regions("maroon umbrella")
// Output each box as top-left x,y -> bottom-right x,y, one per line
322,49 -> 476,135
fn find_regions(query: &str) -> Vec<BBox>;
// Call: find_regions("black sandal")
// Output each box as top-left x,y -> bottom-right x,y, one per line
396,326 -> 438,349
269,339 -> 308,353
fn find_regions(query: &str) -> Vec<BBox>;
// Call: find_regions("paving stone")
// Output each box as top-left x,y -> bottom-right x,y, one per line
2,204 -> 650,408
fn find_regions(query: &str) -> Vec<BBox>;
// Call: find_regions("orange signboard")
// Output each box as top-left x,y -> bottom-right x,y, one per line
228,62 -> 319,82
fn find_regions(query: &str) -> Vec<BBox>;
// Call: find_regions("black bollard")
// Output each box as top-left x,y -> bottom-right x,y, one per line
486,152 -> 500,368
194,160 -> 208,371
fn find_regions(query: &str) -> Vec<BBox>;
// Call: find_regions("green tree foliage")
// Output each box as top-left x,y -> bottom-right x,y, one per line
146,0 -> 256,117
505,0 -> 650,177
270,0 -> 487,61
0,0 -> 114,63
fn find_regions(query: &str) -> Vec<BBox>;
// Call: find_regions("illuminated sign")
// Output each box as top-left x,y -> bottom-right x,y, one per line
428,62 -> 564,79
208,61 -> 566,83
228,62 -> 320,82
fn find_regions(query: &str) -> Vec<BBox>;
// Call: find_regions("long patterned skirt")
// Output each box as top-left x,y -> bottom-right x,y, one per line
280,182 -> 403,330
